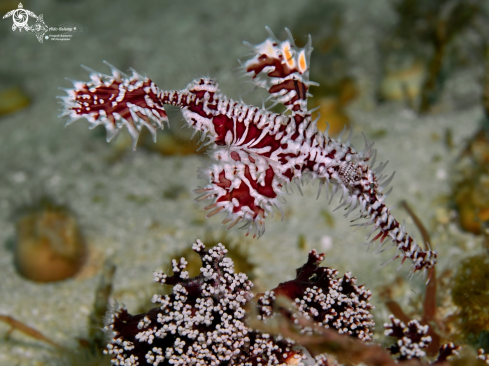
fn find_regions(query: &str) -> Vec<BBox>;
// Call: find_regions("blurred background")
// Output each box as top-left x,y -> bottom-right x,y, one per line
1,0 -> 489,364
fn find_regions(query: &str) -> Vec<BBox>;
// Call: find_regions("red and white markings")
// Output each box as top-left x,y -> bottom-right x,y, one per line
58,28 -> 436,274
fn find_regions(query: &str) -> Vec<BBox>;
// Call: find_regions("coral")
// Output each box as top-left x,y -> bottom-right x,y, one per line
384,315 -> 460,364
251,305 -> 471,366
478,349 -> 489,364
435,343 -> 462,365
102,242 -> 375,366
58,27 -> 436,274
99,240 -> 374,366
257,249 -> 374,342
168,232 -> 255,281
384,315 -> 433,360
249,309 -> 395,366
103,240 -> 304,366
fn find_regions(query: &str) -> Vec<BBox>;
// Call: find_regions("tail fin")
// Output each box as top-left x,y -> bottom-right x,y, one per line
58,61 -> 168,150
240,27 -> 318,115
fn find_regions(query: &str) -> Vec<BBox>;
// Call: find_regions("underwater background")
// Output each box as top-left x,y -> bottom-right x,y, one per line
1,0 -> 488,364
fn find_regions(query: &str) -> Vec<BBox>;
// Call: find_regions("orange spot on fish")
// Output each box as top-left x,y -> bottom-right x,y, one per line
298,51 -> 307,73
283,43 -> 294,68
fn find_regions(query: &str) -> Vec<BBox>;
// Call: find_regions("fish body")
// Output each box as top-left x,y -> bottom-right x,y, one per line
58,27 -> 436,274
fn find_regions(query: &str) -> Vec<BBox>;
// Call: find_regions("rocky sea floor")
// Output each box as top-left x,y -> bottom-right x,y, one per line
0,0 -> 486,364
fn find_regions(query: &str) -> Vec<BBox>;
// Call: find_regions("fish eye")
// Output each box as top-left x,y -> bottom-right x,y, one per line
370,183 -> 375,189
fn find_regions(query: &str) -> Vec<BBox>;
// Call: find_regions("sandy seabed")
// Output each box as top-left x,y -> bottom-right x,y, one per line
0,0 -> 485,364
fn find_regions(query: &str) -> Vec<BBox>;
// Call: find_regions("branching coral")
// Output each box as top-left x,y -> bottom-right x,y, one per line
102,242 -> 375,366
385,315 -> 433,360
257,249 -> 374,341
103,241 -> 302,366
384,315 -> 460,364
478,349 -> 489,364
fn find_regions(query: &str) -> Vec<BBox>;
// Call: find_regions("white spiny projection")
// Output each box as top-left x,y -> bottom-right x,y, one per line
58,27 -> 436,275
